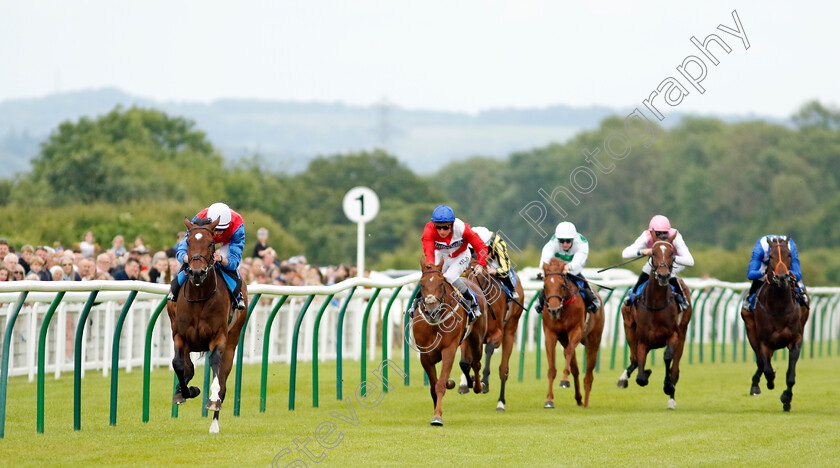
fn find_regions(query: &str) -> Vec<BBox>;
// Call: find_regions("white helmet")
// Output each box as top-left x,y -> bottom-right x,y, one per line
472,226 -> 492,246
207,202 -> 232,230
554,222 -> 578,241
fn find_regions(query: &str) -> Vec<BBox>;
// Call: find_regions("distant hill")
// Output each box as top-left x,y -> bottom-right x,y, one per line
0,88 -> 788,179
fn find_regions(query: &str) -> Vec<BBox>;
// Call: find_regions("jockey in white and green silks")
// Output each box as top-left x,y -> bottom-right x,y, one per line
537,222 -> 601,313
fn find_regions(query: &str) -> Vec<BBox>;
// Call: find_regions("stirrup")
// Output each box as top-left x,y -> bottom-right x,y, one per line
675,293 -> 688,311
511,290 -> 520,300
235,297 -> 246,310
167,291 -> 176,302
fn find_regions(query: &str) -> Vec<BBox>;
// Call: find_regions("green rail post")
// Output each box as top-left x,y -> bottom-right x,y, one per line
142,298 -> 170,423
0,292 -> 28,439
595,289 -> 615,373
403,283 -> 419,386
109,290 -> 138,426
518,294 -> 540,382
810,296 -> 822,359
288,295 -> 316,410
201,354 -> 211,417
171,374 -> 179,418
610,287 -> 631,371
720,290 -> 737,363
73,291 -> 100,431
37,292 -> 65,434
709,288 -> 727,363
311,294 -> 335,408
696,288 -> 714,364
259,295 -> 289,413
536,310 -> 543,379
233,293 -> 261,417
687,288 -> 703,364
829,296 -> 840,356
359,288 -> 383,397
379,286 -> 404,393
336,287 -> 358,400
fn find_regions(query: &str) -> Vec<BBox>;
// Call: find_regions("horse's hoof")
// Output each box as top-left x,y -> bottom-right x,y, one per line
206,399 -> 222,412
446,379 -> 456,390
173,393 -> 186,405
543,401 -> 555,409
783,403 -> 791,412
750,386 -> 761,396
496,401 -> 505,412
780,390 -> 792,411
209,419 -> 219,434
188,387 -> 201,399
767,381 -> 775,390
617,379 -> 628,389
667,398 -> 676,410
458,385 -> 469,395
481,380 -> 489,394
430,416 -> 443,426
559,380 -> 571,389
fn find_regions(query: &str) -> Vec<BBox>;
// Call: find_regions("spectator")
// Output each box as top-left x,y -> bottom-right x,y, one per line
262,247 -> 280,271
60,256 -> 82,281
78,259 -> 96,280
96,253 -> 114,276
35,246 -> 50,266
252,227 -> 269,259
49,265 -> 63,281
166,232 -> 186,259
148,251 -> 169,284
167,256 -> 181,283
109,235 -> 127,258
0,266 -> 8,281
11,265 -> 25,281
29,256 -> 51,281
0,239 -> 9,260
132,236 -> 146,253
4,254 -> 19,274
113,257 -> 141,281
79,231 -> 98,259
18,245 -> 34,274
304,265 -> 324,286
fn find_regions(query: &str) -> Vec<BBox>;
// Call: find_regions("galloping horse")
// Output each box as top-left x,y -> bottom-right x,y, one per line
468,263 -> 525,411
617,238 -> 691,410
167,217 -> 248,433
541,258 -> 605,408
741,238 -> 809,411
410,256 -> 487,426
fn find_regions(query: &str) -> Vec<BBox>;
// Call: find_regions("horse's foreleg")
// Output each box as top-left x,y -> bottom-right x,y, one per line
433,346 -> 457,425
583,330 -> 602,408
742,307 -> 764,395
172,336 -> 199,404
420,354 -> 438,409
568,349 -> 582,406
481,342 -> 495,395
543,329 -> 558,409
618,305 -> 638,388
206,336 -> 226,412
496,323 -> 517,411
635,342 -> 651,387
781,337 -> 803,412
760,344 -> 776,390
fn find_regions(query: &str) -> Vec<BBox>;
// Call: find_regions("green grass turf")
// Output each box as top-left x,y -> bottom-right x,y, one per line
1,348 -> 839,467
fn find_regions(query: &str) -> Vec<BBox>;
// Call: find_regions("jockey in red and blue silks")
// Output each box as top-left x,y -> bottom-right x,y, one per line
168,202 -> 247,309
743,235 -> 808,310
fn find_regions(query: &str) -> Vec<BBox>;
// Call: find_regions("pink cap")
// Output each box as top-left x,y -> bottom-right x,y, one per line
648,215 -> 671,231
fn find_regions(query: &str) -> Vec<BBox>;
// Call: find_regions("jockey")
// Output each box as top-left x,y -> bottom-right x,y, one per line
168,202 -> 247,310
743,235 -> 808,311
536,221 -> 601,314
471,226 -> 520,301
622,215 -> 694,311
416,205 -> 488,323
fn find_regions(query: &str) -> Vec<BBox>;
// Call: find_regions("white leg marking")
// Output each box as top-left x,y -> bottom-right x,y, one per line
210,376 -> 221,402
496,401 -> 505,411
619,370 -> 628,382
667,398 -> 676,410
209,418 -> 219,433
460,374 -> 468,386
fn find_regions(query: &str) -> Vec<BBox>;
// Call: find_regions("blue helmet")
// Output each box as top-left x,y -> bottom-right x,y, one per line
431,205 -> 455,222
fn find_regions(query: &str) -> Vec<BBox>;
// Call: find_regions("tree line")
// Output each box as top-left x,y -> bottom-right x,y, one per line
1,102 -> 838,284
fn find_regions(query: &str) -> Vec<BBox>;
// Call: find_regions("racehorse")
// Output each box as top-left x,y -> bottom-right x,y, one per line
410,256 -> 487,426
540,258 -> 605,408
167,217 -> 248,433
617,238 -> 691,410
740,237 -> 809,411
467,263 -> 525,411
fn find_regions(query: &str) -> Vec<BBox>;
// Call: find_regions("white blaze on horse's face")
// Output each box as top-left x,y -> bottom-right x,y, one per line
660,245 -> 666,256
195,233 -> 203,240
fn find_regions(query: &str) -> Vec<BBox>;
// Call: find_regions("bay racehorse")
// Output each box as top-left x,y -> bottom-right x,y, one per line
167,217 -> 248,433
740,237 -> 809,411
466,263 -> 525,411
409,256 -> 487,426
541,258 -> 605,408
617,238 -> 691,410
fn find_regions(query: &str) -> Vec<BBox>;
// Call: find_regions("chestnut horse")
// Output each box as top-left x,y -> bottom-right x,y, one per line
468,264 -> 525,411
740,238 -> 809,411
541,258 -> 605,408
167,218 -> 248,433
617,238 -> 691,410
410,256 -> 487,426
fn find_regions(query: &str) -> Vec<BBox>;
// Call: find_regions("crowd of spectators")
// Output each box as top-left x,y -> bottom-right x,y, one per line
0,228 -> 356,288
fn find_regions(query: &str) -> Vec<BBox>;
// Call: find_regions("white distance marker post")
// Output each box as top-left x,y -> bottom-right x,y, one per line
342,187 -> 379,278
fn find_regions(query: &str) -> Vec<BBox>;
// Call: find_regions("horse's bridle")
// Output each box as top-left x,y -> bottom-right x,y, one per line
185,225 -> 217,301
768,242 -> 792,285
543,270 -> 573,314
419,268 -> 458,324
651,241 -> 675,285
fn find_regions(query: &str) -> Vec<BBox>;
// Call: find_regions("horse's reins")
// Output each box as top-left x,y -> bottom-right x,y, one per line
768,242 -> 791,284
418,269 -> 462,325
184,225 -> 218,303
543,271 -> 577,309
638,242 -> 676,312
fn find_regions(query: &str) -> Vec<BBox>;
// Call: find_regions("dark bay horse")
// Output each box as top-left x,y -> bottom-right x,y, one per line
740,238 -> 809,411
541,258 -> 605,408
467,264 -> 525,411
167,218 -> 248,433
617,239 -> 691,410
410,256 -> 487,426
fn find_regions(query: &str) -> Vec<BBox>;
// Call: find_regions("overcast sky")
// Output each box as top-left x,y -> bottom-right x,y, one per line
1,1 -> 837,118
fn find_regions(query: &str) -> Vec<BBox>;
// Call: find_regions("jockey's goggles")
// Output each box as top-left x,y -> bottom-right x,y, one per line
434,223 -> 452,232
558,238 -> 573,244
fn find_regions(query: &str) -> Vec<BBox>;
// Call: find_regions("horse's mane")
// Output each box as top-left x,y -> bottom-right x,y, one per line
193,217 -> 213,227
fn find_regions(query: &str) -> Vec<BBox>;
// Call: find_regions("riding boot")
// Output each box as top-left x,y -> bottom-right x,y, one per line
453,278 -> 481,323
669,277 -> 688,311
743,279 -> 762,311
406,288 -> 422,317
500,275 -> 519,300
167,272 -> 182,302
796,281 -> 810,308
625,272 -> 649,307
581,281 -> 601,313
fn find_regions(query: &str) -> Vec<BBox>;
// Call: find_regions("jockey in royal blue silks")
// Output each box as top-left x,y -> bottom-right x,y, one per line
743,235 -> 809,311
167,202 -> 247,309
